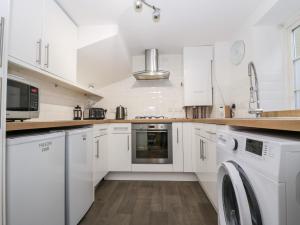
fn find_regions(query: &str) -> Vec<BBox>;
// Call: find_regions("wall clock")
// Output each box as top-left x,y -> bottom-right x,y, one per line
230,40 -> 246,65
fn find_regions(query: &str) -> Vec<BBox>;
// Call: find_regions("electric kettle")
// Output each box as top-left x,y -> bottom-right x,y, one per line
116,105 -> 127,120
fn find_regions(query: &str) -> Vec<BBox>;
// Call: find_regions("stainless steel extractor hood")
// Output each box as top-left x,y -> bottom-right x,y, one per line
133,49 -> 170,80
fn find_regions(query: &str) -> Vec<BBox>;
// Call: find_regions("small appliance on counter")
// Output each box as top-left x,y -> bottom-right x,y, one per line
83,108 -> 107,120
7,74 -> 40,121
116,105 -> 127,120
218,105 -> 231,118
73,105 -> 82,120
184,106 -> 212,119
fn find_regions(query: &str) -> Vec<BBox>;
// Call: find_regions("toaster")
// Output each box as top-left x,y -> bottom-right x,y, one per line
83,108 -> 107,120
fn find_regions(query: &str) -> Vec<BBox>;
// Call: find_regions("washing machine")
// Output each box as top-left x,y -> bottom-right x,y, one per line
216,129 -> 300,225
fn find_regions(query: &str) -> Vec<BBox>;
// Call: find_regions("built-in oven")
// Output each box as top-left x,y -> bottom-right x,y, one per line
6,75 -> 39,121
132,123 -> 173,164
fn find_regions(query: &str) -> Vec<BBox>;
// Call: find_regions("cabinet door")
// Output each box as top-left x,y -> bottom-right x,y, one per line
93,136 -> 101,186
44,0 -> 77,82
203,139 -> 217,173
183,46 -> 213,106
9,0 -> 44,68
0,1 -> 9,224
183,123 -> 193,172
198,137 -> 207,173
172,123 -> 183,172
98,134 -> 108,179
192,133 -> 201,174
109,133 -> 131,172
93,134 -> 108,186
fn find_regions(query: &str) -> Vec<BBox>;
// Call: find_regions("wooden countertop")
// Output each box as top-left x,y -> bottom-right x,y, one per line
6,118 -> 300,132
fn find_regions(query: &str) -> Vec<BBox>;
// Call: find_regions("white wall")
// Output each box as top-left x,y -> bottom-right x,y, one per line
77,33 -> 132,88
212,25 -> 291,117
96,25 -> 291,119
96,55 -> 185,119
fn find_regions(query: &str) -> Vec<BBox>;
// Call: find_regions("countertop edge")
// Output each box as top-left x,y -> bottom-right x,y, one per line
6,118 -> 300,132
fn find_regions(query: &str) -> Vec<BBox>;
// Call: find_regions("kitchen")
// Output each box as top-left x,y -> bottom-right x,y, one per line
1,0 -> 300,225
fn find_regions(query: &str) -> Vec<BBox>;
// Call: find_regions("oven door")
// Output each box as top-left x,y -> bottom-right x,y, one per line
6,77 -> 31,119
132,124 -> 173,164
218,161 -> 263,225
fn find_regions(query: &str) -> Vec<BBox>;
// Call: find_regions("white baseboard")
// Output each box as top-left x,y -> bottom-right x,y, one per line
105,172 -> 198,181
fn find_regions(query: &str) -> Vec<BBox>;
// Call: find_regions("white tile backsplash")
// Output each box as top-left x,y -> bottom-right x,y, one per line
96,55 -> 185,119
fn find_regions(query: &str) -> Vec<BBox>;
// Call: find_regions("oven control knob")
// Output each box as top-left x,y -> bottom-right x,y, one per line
230,138 -> 238,151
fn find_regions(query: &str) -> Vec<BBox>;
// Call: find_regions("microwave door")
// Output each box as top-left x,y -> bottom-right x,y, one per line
7,79 -> 30,119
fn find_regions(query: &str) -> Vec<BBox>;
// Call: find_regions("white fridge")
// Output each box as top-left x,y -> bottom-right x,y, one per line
6,131 -> 66,225
65,127 -> 94,225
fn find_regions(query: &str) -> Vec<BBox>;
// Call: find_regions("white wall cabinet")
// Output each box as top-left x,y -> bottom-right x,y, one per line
9,0 -> 77,82
172,123 -> 183,172
44,0 -> 77,82
93,125 -> 108,187
183,46 -> 213,106
0,1 -> 10,224
108,124 -> 132,172
9,0 -> 44,68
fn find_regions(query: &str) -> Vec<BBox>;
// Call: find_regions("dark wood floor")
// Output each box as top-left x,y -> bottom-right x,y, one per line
79,181 -> 218,225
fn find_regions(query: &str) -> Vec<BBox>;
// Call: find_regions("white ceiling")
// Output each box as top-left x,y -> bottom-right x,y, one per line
77,34 -> 132,88
57,0 -> 262,54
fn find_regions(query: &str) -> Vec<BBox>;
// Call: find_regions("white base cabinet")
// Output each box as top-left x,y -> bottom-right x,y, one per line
172,123 -> 184,172
93,125 -> 108,187
183,123 -> 193,172
192,123 -> 218,208
90,122 -> 218,209
108,124 -> 132,172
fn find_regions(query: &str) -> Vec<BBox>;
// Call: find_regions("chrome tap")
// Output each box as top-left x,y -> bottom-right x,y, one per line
248,62 -> 263,117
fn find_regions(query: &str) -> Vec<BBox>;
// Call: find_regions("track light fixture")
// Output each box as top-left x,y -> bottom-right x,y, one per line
134,0 -> 161,22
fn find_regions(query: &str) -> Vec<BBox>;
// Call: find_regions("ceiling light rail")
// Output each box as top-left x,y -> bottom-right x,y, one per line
135,0 -> 161,22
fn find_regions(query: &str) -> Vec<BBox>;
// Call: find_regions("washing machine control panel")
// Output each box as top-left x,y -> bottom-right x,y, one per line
244,138 -> 272,159
246,139 -> 264,156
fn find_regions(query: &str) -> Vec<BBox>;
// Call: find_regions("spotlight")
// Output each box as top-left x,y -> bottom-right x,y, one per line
152,8 -> 160,22
135,0 -> 143,12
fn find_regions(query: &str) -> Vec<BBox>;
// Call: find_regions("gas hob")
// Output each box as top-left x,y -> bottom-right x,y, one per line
135,116 -> 167,120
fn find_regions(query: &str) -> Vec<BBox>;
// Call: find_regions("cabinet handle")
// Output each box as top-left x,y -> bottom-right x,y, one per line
44,43 -> 50,68
200,140 -> 203,160
177,128 -> 179,144
202,140 -> 206,160
36,39 -> 42,65
96,139 -> 100,158
206,131 -> 216,135
0,17 -> 5,68
127,135 -> 130,151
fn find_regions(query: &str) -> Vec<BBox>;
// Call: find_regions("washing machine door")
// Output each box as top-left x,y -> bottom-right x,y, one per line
218,161 -> 263,225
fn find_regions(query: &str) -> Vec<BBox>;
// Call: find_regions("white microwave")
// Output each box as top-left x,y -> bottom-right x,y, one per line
6,75 -> 39,121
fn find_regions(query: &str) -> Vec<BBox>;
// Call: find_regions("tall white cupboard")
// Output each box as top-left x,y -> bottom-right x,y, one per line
183,46 -> 213,106
0,0 -> 10,224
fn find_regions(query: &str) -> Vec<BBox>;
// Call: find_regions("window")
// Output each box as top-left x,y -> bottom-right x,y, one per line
292,26 -> 300,108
